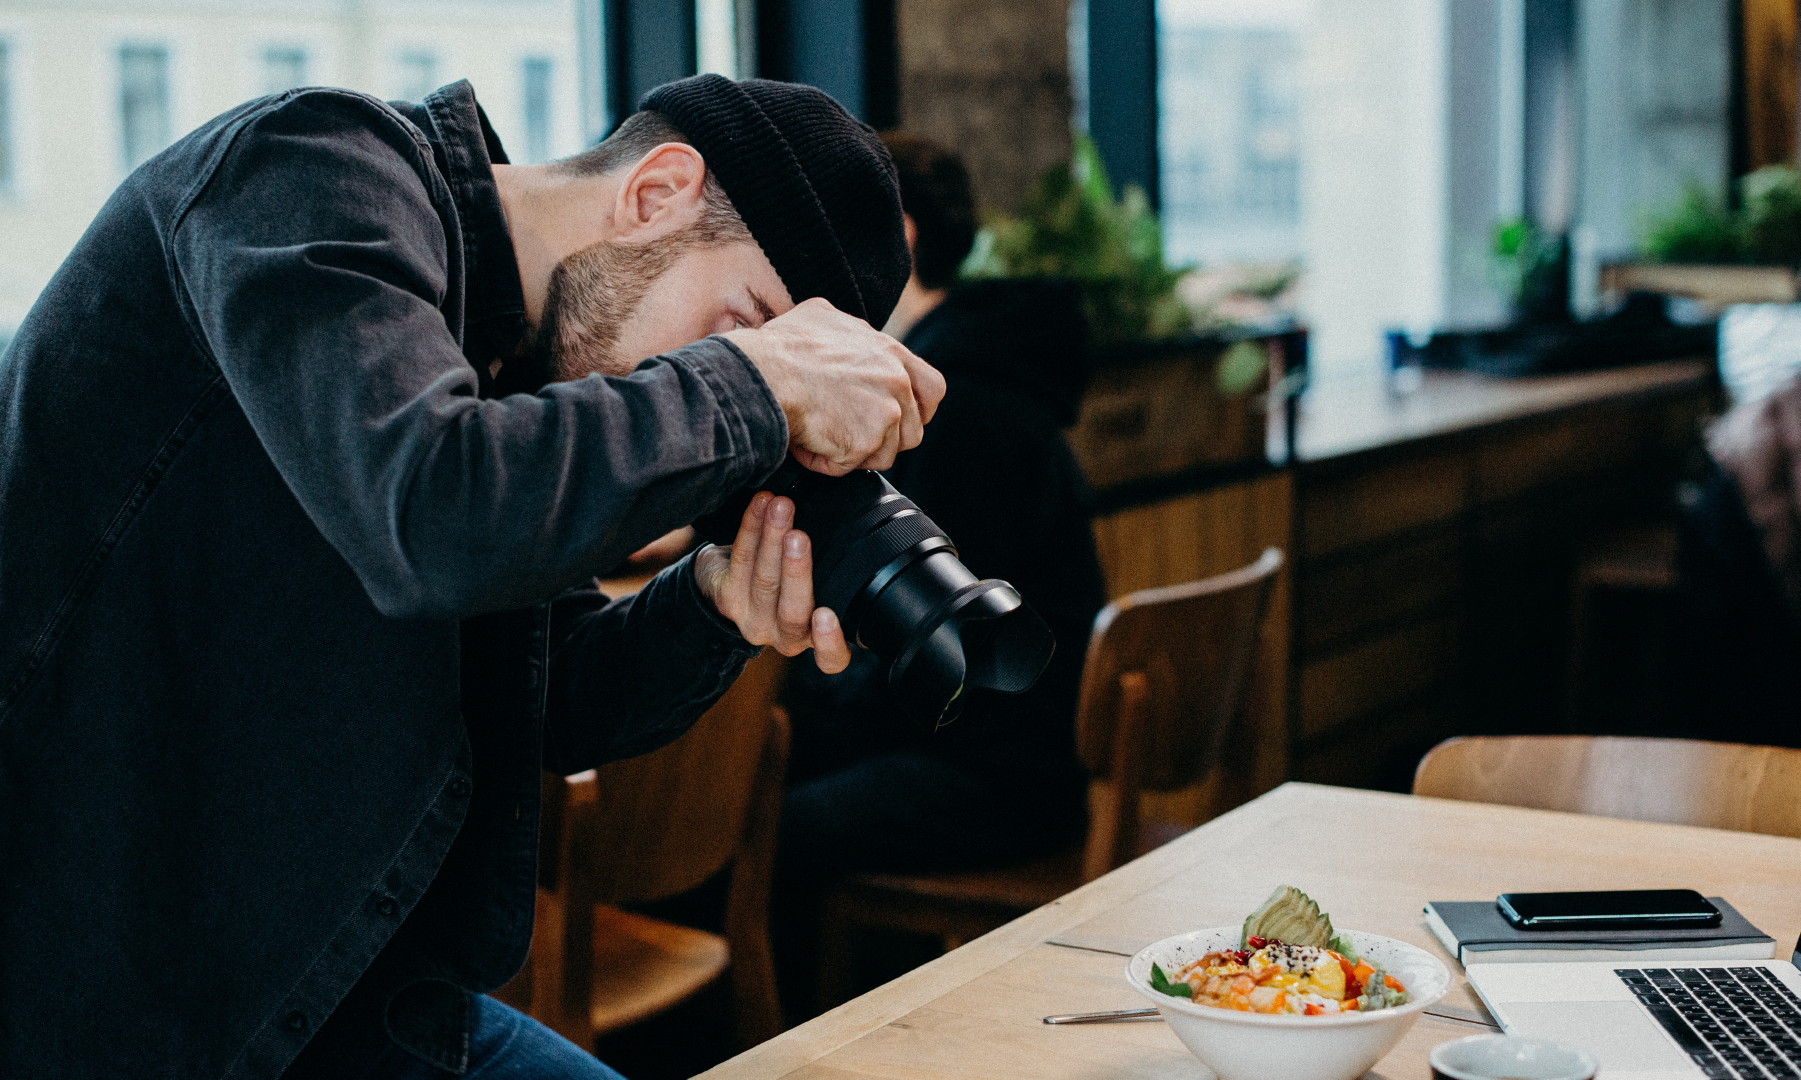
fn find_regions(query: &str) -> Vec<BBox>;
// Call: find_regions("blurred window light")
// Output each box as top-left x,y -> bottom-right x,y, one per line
0,40 -> 12,194
522,57 -> 553,164
263,47 -> 308,96
397,51 -> 438,103
696,0 -> 737,77
2,2 -> 591,343
119,44 -> 172,172
1720,304 -> 1801,405
1157,0 -> 1306,269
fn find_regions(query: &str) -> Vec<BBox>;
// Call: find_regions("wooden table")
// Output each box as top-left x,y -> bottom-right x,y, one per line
700,784 -> 1801,1080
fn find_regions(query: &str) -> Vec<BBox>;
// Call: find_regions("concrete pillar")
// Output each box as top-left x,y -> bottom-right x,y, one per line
894,0 -> 1074,214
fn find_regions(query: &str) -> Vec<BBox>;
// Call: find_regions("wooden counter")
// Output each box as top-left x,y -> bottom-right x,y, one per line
1285,361 -> 1713,463
1087,359 -> 1717,805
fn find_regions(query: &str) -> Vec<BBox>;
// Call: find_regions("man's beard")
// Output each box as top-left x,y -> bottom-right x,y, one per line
526,230 -> 692,383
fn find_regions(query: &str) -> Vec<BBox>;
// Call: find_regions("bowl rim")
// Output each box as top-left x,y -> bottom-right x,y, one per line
1125,926 -> 1452,1028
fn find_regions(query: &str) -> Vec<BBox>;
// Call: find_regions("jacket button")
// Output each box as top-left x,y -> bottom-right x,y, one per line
285,1010 -> 307,1031
449,777 -> 470,798
377,896 -> 398,916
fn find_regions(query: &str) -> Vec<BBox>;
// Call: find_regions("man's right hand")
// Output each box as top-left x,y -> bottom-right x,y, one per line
723,297 -> 947,476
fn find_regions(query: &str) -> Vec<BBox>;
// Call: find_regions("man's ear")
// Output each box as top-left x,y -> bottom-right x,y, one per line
902,212 -> 919,258
612,142 -> 708,241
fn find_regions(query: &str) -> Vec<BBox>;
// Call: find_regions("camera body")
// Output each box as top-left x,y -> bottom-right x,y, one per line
694,459 -> 1054,725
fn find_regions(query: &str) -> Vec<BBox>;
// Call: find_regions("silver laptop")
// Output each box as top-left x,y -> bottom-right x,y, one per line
1467,960 -> 1801,1079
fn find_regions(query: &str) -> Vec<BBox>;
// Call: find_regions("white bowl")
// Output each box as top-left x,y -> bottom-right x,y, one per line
1126,927 -> 1451,1080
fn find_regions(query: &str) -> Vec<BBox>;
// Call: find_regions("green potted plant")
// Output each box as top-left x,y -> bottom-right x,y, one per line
1604,165 -> 1801,305
962,137 -> 1296,488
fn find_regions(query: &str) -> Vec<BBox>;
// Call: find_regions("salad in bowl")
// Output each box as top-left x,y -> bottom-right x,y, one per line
1126,886 -> 1451,1080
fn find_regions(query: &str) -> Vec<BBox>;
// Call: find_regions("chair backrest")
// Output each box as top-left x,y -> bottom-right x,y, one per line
551,647 -> 789,904
1413,735 -> 1801,839
525,650 -> 791,1047
1075,547 -> 1283,879
1076,547 -> 1283,790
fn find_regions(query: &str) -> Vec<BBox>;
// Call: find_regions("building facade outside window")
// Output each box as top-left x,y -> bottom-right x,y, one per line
119,44 -> 172,172
263,46 -> 307,96
0,40 -> 13,195
397,51 -> 438,103
1157,3 -> 1302,269
0,0 -> 586,338
521,56 -> 552,163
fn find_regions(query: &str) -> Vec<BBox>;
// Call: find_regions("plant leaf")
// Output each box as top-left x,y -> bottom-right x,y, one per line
1149,962 -> 1192,998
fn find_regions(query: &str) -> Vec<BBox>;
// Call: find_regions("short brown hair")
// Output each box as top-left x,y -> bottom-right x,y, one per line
558,111 -> 751,246
881,132 -> 976,290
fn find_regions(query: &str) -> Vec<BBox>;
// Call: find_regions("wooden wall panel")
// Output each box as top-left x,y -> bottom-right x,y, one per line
1300,453 -> 1467,558
1744,0 -> 1800,169
1298,614 -> 1460,740
1300,528 -> 1462,651
1473,410 -> 1636,504
1088,471 -> 1293,816
1090,472 -> 1291,598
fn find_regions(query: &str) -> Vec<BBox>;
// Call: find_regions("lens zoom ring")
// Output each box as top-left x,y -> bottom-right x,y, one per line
817,510 -> 947,617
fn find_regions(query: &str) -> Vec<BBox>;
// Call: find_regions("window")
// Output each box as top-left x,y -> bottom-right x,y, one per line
0,40 -> 13,194
696,0 -> 738,77
3,4 -> 590,345
1157,4 -> 1302,267
263,46 -> 307,96
521,56 -> 552,164
119,44 -> 171,172
396,51 -> 438,103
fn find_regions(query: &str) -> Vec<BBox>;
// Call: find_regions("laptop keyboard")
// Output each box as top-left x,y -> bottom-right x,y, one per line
1617,967 -> 1801,1079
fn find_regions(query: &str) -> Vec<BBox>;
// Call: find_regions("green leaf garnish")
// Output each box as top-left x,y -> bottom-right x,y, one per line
1149,962 -> 1191,998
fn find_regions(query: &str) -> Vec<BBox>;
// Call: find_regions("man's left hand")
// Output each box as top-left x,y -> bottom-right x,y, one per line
695,491 -> 852,673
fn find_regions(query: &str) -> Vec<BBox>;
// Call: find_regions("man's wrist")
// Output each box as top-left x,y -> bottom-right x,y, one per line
677,546 -> 750,643
720,327 -> 801,433
701,333 -> 792,476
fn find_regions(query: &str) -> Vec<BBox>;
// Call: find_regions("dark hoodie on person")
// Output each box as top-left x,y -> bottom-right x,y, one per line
784,278 -> 1107,783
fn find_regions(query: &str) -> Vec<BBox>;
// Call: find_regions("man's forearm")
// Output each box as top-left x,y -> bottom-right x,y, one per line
540,554 -> 761,775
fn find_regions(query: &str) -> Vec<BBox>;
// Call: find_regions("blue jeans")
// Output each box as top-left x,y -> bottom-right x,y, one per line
294,995 -> 626,1080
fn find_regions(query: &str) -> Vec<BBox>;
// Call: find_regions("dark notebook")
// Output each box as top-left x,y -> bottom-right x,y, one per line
1425,897 -> 1776,965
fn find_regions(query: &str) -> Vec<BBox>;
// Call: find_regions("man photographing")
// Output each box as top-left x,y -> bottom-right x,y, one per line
0,73 -> 940,1080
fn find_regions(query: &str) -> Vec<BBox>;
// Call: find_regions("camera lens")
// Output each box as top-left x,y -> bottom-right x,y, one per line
694,459 -> 1054,724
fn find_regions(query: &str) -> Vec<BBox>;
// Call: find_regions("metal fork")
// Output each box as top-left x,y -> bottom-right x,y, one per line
1041,1007 -> 1162,1024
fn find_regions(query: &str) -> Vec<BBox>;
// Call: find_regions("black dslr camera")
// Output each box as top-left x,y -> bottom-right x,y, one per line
695,459 -> 1054,725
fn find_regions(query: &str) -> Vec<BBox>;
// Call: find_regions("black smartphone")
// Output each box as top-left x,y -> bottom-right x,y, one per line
1496,889 -> 1722,930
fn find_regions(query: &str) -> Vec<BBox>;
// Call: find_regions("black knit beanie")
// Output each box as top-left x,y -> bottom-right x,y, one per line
639,74 -> 911,329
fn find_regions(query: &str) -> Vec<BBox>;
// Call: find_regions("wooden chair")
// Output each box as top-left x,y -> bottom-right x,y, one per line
498,649 -> 790,1051
815,547 -> 1284,1009
1412,735 -> 1801,840
1564,523 -> 1681,728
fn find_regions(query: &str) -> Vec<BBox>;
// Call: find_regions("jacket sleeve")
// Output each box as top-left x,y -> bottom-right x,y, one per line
169,90 -> 787,619
541,553 -> 763,774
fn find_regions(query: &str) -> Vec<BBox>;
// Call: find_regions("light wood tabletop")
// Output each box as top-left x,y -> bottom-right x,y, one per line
699,783 -> 1801,1080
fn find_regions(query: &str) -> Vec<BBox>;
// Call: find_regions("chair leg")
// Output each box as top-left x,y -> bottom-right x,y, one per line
1084,671 -> 1151,882
1566,571 -> 1594,731
724,707 -> 789,1048
814,889 -> 862,1015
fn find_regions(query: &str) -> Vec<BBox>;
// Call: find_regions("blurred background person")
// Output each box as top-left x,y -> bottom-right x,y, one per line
770,132 -> 1108,1021
1676,373 -> 1801,745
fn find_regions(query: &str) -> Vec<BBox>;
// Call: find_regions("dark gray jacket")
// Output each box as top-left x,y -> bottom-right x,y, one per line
0,82 -> 785,1079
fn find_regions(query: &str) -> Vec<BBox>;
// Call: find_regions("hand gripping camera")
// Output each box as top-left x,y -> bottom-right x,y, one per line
695,459 -> 1054,725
